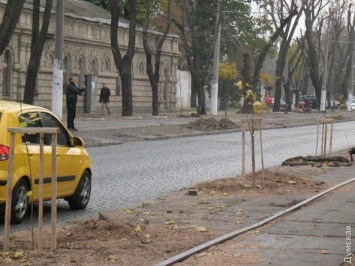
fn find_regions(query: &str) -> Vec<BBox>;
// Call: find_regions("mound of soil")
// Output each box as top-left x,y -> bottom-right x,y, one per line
282,156 -> 351,167
185,118 -> 239,131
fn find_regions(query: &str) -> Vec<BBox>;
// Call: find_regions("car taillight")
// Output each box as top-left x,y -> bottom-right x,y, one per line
0,144 -> 9,161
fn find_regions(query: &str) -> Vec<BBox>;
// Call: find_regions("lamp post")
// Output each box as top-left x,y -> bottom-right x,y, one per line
51,0 -> 64,119
210,0 -> 221,115
347,5 -> 355,111
347,35 -> 354,111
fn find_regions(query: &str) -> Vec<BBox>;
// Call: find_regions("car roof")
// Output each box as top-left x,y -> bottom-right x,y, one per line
0,100 -> 47,113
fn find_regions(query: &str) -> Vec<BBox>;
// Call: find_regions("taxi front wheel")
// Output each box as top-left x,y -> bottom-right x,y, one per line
68,171 -> 91,210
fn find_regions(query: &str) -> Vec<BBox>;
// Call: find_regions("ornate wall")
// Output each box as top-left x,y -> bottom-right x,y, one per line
0,1 -> 181,114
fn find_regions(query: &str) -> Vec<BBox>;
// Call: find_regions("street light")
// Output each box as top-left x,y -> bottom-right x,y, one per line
347,4 -> 355,111
321,3 -> 340,112
52,0 -> 64,119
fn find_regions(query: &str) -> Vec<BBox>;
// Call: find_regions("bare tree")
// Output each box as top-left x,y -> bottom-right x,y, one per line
143,0 -> 172,116
264,0 -> 304,112
252,6 -> 299,93
110,0 -> 137,116
0,0 -> 25,55
23,0 -> 53,104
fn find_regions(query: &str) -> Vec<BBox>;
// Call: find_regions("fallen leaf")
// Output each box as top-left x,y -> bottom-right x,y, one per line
235,220 -> 243,224
107,255 -> 119,261
134,225 -> 143,233
196,252 -> 212,258
286,180 -> 297,184
123,209 -> 134,214
10,252 -> 24,260
195,226 -> 208,232
320,250 -> 329,254
142,212 -> 150,215
164,220 -> 175,225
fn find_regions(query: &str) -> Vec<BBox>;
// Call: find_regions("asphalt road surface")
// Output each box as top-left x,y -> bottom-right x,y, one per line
4,121 -> 355,233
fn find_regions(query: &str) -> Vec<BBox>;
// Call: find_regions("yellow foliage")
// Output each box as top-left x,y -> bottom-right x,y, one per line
219,62 -> 237,80
260,72 -> 275,86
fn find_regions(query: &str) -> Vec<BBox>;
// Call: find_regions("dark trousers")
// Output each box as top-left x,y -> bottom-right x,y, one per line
67,101 -> 76,129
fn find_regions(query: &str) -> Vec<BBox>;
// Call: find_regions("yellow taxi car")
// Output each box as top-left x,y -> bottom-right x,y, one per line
0,101 -> 92,224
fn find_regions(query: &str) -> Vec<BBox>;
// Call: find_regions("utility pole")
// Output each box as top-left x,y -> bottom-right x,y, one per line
52,0 -> 64,119
210,0 -> 221,115
321,12 -> 330,112
347,28 -> 355,111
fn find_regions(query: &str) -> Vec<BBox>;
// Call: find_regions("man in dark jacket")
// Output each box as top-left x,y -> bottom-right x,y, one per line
99,83 -> 111,115
66,75 -> 85,131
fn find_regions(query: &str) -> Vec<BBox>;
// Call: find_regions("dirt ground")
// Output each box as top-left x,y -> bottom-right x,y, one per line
0,159 -> 349,266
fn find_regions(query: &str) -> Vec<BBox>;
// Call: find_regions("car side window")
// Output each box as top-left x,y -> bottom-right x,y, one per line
39,112 -> 69,146
20,112 -> 41,144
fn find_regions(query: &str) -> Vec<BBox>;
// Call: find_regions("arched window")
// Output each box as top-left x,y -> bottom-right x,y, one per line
78,58 -> 85,87
2,50 -> 12,97
91,59 -> 98,76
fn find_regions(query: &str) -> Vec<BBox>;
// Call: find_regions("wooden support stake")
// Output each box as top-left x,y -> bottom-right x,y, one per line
4,133 -> 15,251
323,122 -> 328,157
258,120 -> 264,171
51,132 -> 58,250
38,133 -> 44,251
241,120 -> 246,179
316,121 -> 320,156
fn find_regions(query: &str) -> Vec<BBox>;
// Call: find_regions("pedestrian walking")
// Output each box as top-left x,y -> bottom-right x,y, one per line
99,83 -> 111,115
66,75 -> 85,131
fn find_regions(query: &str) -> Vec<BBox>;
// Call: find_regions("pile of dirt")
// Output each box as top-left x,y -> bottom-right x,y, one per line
185,117 -> 239,131
282,155 -> 351,167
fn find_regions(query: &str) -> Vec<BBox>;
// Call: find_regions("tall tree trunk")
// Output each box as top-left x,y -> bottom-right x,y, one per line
0,0 -> 25,56
23,0 -> 53,104
110,0 -> 136,116
143,0 -> 171,116
121,60 -> 133,116
304,9 -> 322,109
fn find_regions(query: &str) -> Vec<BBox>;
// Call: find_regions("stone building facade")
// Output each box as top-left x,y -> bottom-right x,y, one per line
0,0 -> 181,114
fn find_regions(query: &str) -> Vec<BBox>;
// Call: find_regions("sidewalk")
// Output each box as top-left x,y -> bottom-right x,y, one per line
71,109 -> 355,147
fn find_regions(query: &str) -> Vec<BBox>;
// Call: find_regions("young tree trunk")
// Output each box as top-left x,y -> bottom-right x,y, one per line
143,0 -> 171,116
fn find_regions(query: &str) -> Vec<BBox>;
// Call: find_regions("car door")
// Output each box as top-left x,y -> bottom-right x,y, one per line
20,111 -> 53,200
38,112 -> 81,197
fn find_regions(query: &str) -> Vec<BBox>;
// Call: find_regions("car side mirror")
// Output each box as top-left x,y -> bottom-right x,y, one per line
71,136 -> 84,147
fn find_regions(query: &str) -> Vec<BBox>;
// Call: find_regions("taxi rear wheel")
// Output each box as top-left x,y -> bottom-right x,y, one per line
68,171 -> 91,210
11,179 -> 29,224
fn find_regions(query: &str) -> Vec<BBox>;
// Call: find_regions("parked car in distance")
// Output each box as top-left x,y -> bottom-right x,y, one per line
0,101 -> 92,224
300,95 -> 317,109
352,99 -> 355,111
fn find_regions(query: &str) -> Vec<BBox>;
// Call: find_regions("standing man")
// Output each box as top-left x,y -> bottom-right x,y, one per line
99,83 -> 111,115
66,75 -> 85,131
